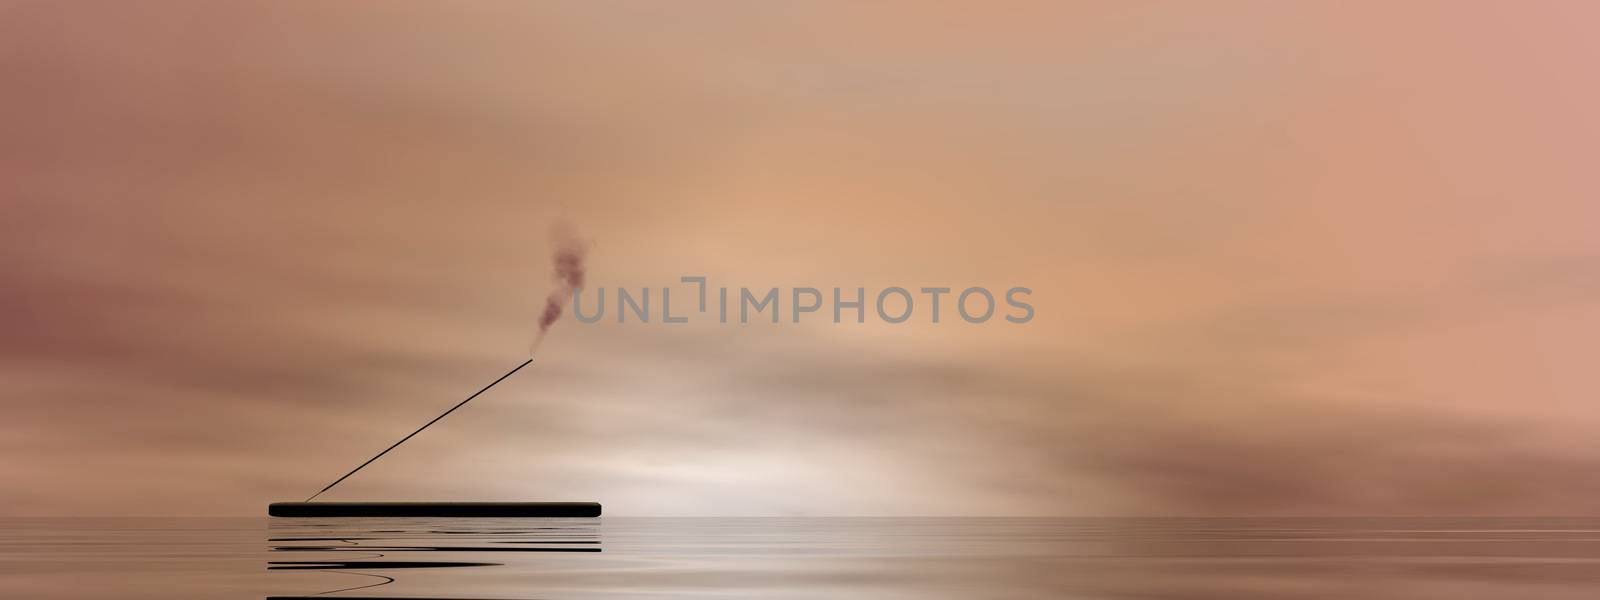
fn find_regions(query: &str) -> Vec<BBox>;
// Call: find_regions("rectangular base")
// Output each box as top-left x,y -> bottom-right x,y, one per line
268,501 -> 601,518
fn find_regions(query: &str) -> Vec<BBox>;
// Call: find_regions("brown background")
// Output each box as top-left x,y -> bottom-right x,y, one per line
3,2 -> 1598,516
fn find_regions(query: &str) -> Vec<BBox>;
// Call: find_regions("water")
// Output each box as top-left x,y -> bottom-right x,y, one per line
4,517 -> 1600,598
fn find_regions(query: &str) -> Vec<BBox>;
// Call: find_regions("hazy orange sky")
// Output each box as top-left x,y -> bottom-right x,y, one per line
3,2 -> 1599,516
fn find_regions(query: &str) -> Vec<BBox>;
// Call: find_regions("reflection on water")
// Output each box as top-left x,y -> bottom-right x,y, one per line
267,517 -> 600,598
4,517 -> 1600,598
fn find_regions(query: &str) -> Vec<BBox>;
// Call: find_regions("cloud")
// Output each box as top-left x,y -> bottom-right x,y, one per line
4,1 -> 1600,517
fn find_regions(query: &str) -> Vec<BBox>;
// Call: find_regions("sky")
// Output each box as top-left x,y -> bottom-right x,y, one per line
2,1 -> 1599,516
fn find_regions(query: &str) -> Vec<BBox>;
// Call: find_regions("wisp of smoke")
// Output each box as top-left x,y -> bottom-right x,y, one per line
531,225 -> 588,356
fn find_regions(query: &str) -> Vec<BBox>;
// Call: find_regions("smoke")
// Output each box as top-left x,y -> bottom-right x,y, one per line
531,224 -> 588,355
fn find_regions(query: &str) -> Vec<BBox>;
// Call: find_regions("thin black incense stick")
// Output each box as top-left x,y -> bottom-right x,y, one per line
305,358 -> 535,502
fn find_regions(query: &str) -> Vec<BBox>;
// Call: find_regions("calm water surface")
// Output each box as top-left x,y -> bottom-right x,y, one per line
4,517 -> 1600,598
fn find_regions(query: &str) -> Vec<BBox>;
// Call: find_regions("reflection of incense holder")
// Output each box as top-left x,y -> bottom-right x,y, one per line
269,357 -> 601,518
268,501 -> 601,518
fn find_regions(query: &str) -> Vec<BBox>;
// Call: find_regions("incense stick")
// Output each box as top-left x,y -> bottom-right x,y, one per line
305,358 -> 535,502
